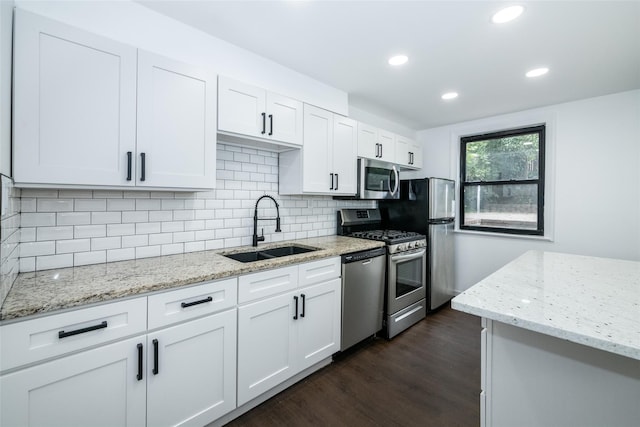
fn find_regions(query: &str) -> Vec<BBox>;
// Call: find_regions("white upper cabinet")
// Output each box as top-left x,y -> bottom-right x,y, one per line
136,51 -> 217,189
395,136 -> 423,170
279,104 -> 357,195
13,9 -> 137,188
218,76 -> 303,147
357,123 -> 396,163
12,9 -> 217,190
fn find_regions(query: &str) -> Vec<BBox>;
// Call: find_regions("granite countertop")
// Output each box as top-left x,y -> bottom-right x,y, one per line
1,236 -> 384,322
451,250 -> 640,360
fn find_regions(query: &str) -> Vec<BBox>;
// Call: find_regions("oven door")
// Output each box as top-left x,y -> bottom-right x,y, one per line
357,158 -> 400,200
387,247 -> 427,314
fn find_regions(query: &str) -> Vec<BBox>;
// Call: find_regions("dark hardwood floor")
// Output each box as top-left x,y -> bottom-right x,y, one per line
226,306 -> 481,426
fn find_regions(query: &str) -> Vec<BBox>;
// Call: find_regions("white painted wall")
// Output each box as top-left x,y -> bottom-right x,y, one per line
348,105 -> 416,139
418,90 -> 640,293
0,0 -> 13,176
14,0 -> 348,116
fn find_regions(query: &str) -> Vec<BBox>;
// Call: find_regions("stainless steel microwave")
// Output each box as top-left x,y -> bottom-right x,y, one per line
356,158 -> 400,200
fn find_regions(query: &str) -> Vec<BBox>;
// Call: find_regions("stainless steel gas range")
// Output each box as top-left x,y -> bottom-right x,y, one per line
337,208 -> 427,338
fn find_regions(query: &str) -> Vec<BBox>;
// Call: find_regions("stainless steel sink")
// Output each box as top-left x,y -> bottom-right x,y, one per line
223,245 -> 317,263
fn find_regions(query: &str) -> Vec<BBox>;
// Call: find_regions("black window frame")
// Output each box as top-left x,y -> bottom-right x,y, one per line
459,125 -> 546,236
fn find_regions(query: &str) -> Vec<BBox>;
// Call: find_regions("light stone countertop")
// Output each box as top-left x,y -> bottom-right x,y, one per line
451,250 -> 640,360
1,236 -> 384,322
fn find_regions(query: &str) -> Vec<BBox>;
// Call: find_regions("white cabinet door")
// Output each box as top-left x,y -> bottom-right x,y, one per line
267,92 -> 303,146
302,104 -> 333,193
395,137 -> 422,169
13,9 -> 137,187
378,130 -> 396,162
146,310 -> 237,427
237,292 -> 297,406
218,77 -> 266,138
332,115 -> 358,195
0,336 -> 146,427
357,122 -> 378,160
137,51 -> 217,190
296,279 -> 341,371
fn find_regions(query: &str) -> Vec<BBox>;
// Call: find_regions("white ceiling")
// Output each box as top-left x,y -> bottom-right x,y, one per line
137,1 -> 640,130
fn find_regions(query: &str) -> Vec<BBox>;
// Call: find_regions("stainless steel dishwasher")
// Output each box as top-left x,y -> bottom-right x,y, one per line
340,247 -> 386,351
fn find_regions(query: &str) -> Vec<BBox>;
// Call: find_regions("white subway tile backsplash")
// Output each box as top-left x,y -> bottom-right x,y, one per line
92,236 -> 122,251
17,144 -> 373,272
57,212 -> 92,226
37,226 -> 74,241
91,211 -> 122,224
75,199 -> 107,211
21,212 -> 56,227
74,251 -> 106,266
37,253 -> 73,270
74,225 -> 107,239
107,248 -> 136,262
107,223 -> 136,236
57,239 -> 91,254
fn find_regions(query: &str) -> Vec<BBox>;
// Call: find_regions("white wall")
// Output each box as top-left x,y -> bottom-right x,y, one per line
14,0 -> 348,116
418,90 -> 640,293
0,0 -> 13,176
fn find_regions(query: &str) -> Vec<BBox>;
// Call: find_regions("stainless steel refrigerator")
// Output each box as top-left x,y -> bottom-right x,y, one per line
380,178 -> 455,311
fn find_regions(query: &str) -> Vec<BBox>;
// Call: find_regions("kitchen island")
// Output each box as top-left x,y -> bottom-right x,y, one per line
452,250 -> 640,427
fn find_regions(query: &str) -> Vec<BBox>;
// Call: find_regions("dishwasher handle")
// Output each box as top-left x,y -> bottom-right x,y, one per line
341,247 -> 386,264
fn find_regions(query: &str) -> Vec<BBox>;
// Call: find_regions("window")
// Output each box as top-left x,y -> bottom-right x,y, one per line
460,125 -> 545,235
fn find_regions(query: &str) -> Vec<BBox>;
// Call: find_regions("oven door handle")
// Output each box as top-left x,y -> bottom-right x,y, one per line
390,248 -> 426,263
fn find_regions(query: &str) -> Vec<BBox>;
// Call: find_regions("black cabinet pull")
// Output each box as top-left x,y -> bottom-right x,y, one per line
58,321 -> 107,339
140,152 -> 146,182
335,174 -> 339,191
329,173 -> 334,190
152,338 -> 159,375
137,343 -> 143,381
268,114 -> 273,136
300,294 -> 306,318
181,296 -> 213,308
293,296 -> 299,320
126,151 -> 132,181
261,112 -> 266,134
379,144 -> 383,158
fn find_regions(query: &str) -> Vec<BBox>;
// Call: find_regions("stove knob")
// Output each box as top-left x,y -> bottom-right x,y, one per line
408,242 -> 415,249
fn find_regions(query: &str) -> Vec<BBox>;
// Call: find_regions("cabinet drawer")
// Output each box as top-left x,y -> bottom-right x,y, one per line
0,297 -> 147,372
147,278 -> 237,330
238,265 -> 298,303
298,257 -> 340,288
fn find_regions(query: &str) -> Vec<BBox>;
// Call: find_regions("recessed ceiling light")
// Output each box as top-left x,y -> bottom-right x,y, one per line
441,92 -> 459,100
492,5 -> 524,24
526,67 -> 549,78
388,55 -> 408,66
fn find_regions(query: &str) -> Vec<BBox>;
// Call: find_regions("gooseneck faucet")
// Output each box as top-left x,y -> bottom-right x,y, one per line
253,195 -> 281,246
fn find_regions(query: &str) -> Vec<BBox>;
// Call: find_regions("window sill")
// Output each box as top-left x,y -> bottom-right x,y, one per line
454,228 -> 554,242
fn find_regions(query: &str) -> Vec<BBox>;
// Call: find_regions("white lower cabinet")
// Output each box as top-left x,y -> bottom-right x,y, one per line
0,336 -> 146,427
237,258 -> 341,406
146,310 -> 237,427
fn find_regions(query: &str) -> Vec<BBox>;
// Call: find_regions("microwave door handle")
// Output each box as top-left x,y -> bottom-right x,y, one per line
389,165 -> 400,196
390,248 -> 426,262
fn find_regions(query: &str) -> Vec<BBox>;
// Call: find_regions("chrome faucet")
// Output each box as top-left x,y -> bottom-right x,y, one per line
253,195 -> 281,246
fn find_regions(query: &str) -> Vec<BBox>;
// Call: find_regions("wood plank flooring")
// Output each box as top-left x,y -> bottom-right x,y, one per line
226,306 -> 481,426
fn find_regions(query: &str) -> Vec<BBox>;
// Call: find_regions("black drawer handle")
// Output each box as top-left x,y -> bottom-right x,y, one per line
268,114 -> 273,136
293,296 -> 299,320
152,338 -> 159,375
126,151 -> 132,181
330,173 -> 334,190
58,321 -> 107,339
181,296 -> 213,308
137,343 -> 143,381
300,294 -> 306,318
335,174 -> 339,191
261,112 -> 266,134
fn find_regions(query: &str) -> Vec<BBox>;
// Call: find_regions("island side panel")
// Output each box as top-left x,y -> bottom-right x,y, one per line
484,319 -> 640,427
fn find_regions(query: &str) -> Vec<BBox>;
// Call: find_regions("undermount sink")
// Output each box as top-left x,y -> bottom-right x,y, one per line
223,245 -> 317,263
